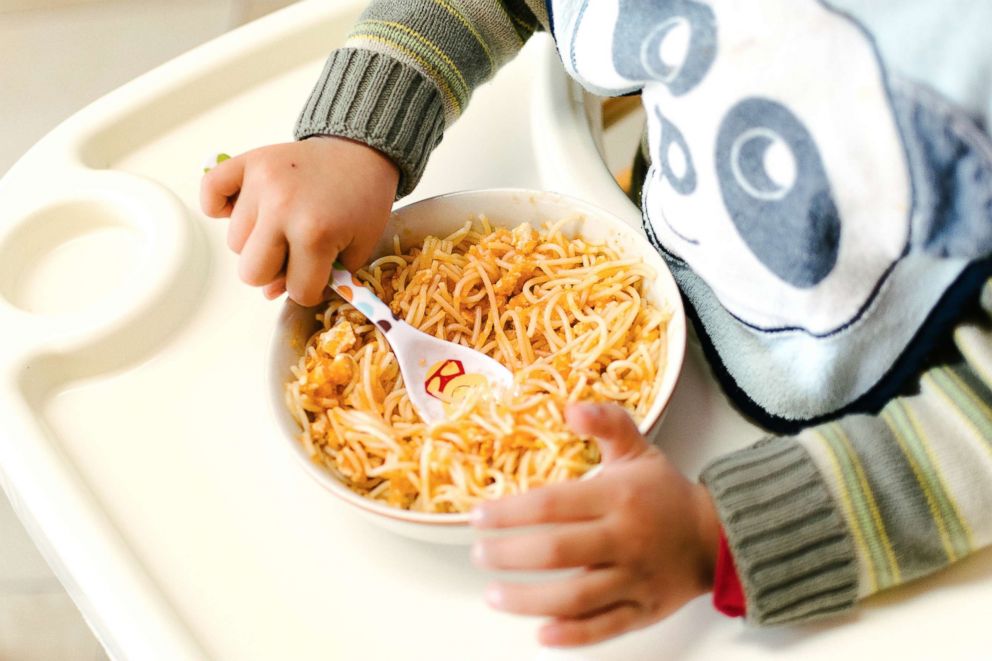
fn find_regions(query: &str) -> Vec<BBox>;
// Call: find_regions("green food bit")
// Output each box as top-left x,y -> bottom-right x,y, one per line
203,153 -> 232,173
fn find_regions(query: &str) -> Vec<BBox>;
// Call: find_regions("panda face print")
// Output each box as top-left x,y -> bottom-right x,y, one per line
599,0 -> 914,336
554,0 -> 916,334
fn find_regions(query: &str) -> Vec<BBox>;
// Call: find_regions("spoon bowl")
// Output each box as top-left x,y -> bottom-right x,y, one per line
327,262 -> 513,424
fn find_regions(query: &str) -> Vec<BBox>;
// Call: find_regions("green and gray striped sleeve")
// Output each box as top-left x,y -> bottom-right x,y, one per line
295,0 -> 550,197
702,278 -> 992,625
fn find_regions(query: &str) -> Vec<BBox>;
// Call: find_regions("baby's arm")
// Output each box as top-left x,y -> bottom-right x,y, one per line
296,0 -> 548,198
473,284 -> 992,643
703,287 -> 992,624
201,0 -> 548,305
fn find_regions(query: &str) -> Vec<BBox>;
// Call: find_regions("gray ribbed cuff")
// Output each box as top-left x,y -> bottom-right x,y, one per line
701,437 -> 858,625
295,48 -> 446,198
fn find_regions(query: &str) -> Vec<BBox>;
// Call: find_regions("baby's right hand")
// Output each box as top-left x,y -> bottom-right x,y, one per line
200,137 -> 399,306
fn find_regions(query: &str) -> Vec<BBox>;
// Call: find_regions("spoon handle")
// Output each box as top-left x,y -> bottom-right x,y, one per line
329,262 -> 400,333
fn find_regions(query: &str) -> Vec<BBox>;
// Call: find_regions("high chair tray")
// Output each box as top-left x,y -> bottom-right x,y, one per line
0,1 -> 988,659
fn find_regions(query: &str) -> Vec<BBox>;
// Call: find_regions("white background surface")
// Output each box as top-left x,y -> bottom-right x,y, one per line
1,2 -> 991,660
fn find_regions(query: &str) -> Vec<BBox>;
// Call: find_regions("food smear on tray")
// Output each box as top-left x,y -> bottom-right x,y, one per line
286,218 -> 671,513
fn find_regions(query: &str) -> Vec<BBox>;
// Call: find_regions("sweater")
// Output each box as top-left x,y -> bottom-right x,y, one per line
294,0 -> 992,626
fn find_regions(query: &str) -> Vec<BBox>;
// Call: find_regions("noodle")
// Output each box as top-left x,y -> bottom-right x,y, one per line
286,219 -> 670,513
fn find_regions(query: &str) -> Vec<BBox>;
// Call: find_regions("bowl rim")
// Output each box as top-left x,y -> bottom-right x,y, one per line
269,188 -> 687,527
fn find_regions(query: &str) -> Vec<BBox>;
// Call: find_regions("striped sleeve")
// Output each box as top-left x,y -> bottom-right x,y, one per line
702,278 -> 992,625
295,0 -> 549,197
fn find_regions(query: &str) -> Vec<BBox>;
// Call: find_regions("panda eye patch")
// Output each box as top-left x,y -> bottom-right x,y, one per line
612,0 -> 717,95
641,18 -> 690,82
656,108 -> 697,195
715,98 -> 841,289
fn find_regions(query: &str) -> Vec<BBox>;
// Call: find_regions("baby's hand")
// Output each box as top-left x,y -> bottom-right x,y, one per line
200,137 -> 399,305
471,403 -> 721,647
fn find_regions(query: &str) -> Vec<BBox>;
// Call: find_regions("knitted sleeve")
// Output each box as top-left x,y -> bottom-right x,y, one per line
295,0 -> 549,197
701,278 -> 992,625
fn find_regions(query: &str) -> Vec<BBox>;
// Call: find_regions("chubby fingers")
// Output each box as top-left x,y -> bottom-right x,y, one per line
471,477 -> 607,530
262,277 -> 287,300
238,220 -> 287,288
200,153 -> 247,218
540,602 -> 648,648
335,223 -> 381,273
472,522 -> 613,571
485,567 -> 630,619
227,201 -> 256,254
566,403 -> 648,464
286,245 -> 336,307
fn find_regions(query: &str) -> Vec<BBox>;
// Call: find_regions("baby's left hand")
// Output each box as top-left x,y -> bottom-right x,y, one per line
470,403 -> 721,647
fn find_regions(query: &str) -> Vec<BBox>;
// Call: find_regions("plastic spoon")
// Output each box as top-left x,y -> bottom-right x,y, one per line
327,262 -> 513,423
202,153 -> 513,424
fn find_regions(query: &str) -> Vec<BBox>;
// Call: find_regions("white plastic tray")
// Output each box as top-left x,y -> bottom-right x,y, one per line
0,2 -> 990,659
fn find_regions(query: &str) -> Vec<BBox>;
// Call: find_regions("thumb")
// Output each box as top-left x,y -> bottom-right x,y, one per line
200,152 -> 246,218
565,403 -> 650,464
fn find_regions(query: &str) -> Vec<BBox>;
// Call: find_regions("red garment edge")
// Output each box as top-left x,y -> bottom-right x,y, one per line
712,529 -> 746,617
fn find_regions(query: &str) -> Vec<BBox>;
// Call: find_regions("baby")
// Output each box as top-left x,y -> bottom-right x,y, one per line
201,0 -> 992,647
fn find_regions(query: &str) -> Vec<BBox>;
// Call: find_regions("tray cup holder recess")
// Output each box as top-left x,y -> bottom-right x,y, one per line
0,181 -> 203,382
0,200 -> 143,317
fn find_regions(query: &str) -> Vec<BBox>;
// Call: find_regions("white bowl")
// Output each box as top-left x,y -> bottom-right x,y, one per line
269,189 -> 686,544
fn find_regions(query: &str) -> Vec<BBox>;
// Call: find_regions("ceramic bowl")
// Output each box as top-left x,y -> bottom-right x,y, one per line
269,189 -> 686,544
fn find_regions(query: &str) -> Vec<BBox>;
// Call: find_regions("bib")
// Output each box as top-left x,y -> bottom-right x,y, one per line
549,0 -> 992,429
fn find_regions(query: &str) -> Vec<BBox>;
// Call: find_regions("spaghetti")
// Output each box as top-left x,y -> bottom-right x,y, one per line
286,218 -> 670,513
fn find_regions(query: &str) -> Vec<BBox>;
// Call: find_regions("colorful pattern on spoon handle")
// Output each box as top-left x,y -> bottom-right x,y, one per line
329,262 -> 398,333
